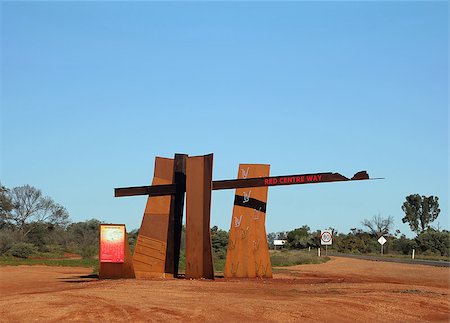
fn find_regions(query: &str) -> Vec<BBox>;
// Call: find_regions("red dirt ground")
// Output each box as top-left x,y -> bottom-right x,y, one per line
1,257 -> 449,322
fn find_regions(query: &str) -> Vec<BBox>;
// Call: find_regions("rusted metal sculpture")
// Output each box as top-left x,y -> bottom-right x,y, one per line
224,164 -> 272,278
114,152 -> 376,280
185,154 -> 214,279
165,154 -> 187,277
128,154 -> 187,278
132,157 -> 174,278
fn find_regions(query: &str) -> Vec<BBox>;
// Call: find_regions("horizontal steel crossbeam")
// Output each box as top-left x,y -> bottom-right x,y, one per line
115,171 -> 379,198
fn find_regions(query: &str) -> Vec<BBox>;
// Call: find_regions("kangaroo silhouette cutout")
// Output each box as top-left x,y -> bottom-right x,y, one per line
231,262 -> 239,274
253,207 -> 262,220
243,190 -> 251,203
234,215 -> 243,228
241,226 -> 250,239
241,167 -> 250,179
228,238 -> 236,250
259,263 -> 268,276
253,239 -> 260,251
255,261 -> 268,277
255,261 -> 261,276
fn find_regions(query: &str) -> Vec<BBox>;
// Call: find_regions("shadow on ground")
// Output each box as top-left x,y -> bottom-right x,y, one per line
59,274 -> 99,283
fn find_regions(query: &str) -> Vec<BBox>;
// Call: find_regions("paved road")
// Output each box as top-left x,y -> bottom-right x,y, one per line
328,252 -> 450,267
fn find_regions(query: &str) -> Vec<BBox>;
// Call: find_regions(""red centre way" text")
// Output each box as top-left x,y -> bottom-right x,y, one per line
264,174 -> 323,186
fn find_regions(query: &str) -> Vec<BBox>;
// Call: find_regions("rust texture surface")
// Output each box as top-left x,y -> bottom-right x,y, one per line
165,154 -> 187,277
185,154 -> 214,279
99,224 -> 135,279
224,164 -> 272,278
133,157 -> 174,278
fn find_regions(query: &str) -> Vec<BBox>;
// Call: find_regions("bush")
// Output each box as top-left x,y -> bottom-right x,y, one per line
270,250 -> 329,266
334,231 -> 375,254
9,243 -> 38,258
80,245 -> 97,259
286,225 -> 315,249
128,229 -> 139,254
211,226 -> 228,260
0,229 -> 17,255
392,235 -> 416,255
26,223 -> 53,252
416,230 -> 450,257
65,219 -> 100,258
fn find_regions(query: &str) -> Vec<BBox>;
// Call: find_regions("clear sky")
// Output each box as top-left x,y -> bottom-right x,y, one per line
1,1 -> 448,237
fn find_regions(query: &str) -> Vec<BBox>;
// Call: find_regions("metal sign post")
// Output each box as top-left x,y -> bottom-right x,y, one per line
378,236 -> 387,255
321,230 -> 333,256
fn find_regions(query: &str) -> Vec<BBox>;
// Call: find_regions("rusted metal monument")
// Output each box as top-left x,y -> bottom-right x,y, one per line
99,153 -> 374,279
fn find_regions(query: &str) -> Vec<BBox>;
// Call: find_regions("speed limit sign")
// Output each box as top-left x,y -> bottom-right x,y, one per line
321,230 -> 333,245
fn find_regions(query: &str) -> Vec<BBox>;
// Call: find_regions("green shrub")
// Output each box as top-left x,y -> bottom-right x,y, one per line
416,230 -> 450,257
178,250 -> 186,271
286,225 -> 316,249
26,223 -> 50,251
392,236 -> 417,255
9,243 -> 38,258
80,245 -> 97,259
270,250 -> 329,266
0,230 -> 16,255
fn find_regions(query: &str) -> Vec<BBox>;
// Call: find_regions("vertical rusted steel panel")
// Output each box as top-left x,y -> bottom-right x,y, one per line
133,157 -> 174,278
185,154 -> 214,279
165,153 -> 187,277
99,224 -> 135,279
224,164 -> 272,278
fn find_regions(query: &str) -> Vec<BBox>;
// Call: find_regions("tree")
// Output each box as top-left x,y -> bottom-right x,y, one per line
402,194 -> 440,234
0,185 -> 12,211
361,214 -> 394,237
1,185 -> 69,239
392,234 -> 416,255
335,228 -> 377,254
127,228 -> 139,253
211,225 -> 229,259
286,225 -> 314,249
66,219 -> 101,258
0,185 -> 13,226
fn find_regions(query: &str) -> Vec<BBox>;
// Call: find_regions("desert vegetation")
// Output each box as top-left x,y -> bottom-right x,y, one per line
1,184 -> 448,267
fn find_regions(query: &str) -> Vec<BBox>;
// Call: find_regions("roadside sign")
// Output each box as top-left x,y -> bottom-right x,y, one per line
274,240 -> 286,246
378,236 -> 387,255
378,236 -> 387,245
321,230 -> 333,245
100,224 -> 125,263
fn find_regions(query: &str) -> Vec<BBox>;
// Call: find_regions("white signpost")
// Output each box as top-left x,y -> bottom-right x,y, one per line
321,230 -> 333,256
378,236 -> 387,255
273,239 -> 286,250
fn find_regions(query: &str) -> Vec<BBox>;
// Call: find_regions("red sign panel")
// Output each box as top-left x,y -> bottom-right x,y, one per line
100,225 -> 125,263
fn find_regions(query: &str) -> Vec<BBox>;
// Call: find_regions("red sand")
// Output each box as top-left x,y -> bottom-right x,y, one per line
1,257 -> 449,322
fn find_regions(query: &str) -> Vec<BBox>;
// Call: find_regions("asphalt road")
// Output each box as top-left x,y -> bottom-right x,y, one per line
327,252 -> 450,267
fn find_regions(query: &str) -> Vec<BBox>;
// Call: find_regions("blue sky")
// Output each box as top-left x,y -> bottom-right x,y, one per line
1,1 -> 448,237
